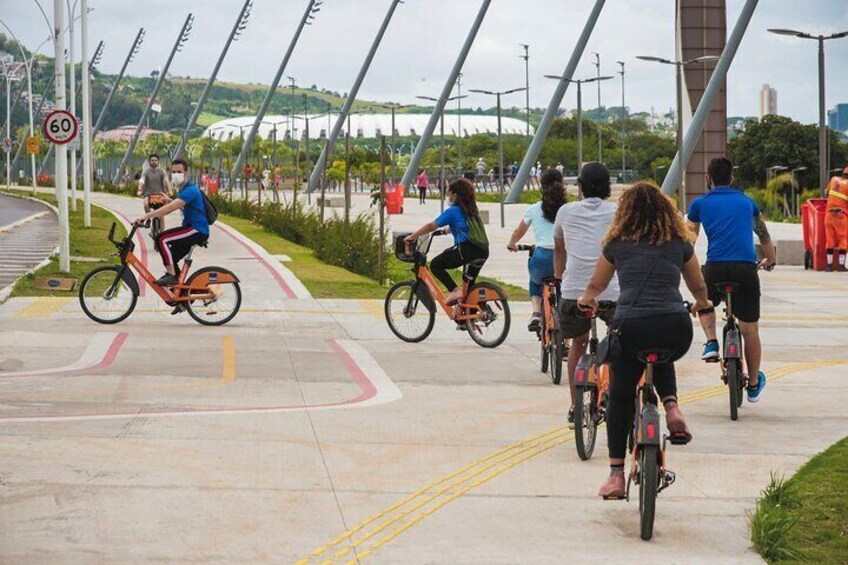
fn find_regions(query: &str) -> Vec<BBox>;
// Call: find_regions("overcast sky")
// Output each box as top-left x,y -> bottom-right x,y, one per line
4,0 -> 848,123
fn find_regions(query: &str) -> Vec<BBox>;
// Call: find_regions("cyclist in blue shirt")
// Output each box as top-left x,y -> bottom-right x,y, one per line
404,178 -> 488,305
134,159 -> 210,288
687,157 -> 776,403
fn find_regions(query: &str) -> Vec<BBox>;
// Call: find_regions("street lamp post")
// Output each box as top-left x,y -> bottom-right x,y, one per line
417,94 -> 467,213
636,54 -> 720,212
768,28 -> 848,196
520,44 -> 530,137
791,166 -> 807,216
617,60 -> 625,180
544,74 -> 613,182
375,102 -> 412,184
456,72 -> 463,172
0,57 -> 24,190
592,52 -> 603,163
468,87 -> 527,228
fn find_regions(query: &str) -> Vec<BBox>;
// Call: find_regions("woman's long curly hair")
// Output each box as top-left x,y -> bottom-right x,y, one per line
540,169 -> 567,222
604,181 -> 694,245
448,178 -> 480,218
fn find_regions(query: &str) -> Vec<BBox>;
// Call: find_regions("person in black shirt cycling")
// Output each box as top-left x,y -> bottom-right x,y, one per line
579,182 -> 712,499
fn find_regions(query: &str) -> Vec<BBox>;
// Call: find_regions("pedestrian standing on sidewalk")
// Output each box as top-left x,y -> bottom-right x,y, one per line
417,168 -> 429,204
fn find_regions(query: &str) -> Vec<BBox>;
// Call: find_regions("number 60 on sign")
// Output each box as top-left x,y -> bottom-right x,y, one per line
43,110 -> 78,145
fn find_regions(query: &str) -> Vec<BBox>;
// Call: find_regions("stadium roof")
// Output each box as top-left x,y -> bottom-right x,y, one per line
202,113 -> 533,141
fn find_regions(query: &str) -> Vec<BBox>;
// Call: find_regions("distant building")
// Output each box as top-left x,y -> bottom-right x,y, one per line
759,84 -> 777,120
828,103 -> 848,133
95,126 -> 167,142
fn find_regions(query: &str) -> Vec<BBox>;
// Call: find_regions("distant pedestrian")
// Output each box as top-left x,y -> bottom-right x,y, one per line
476,157 -> 486,178
556,162 -> 564,175
417,168 -> 429,204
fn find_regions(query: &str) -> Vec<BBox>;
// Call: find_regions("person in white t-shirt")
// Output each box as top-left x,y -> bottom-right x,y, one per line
507,169 -> 568,331
553,162 -> 619,425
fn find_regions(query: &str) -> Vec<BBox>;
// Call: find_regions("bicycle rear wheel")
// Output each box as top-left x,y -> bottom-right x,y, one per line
539,315 -> 549,374
384,281 -> 435,343
727,361 -> 741,421
550,329 -> 563,385
639,444 -> 659,541
184,267 -> 242,326
574,384 -> 598,460
465,282 -> 510,348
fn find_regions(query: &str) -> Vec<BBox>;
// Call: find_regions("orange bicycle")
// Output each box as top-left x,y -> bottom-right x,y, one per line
385,230 -> 510,347
79,222 -> 241,326
571,302 -> 616,460
516,245 -> 567,384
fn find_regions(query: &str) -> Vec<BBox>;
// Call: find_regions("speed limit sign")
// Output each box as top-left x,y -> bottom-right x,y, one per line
43,110 -> 78,145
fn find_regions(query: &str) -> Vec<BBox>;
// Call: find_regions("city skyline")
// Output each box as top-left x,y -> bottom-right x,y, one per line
3,1 -> 847,126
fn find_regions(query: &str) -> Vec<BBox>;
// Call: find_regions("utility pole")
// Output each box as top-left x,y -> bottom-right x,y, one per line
173,0 -> 251,160
417,94 -> 466,212
507,0 -> 606,203
231,0 -> 321,188
80,0 -> 94,226
617,60 -> 625,180
592,52 -> 602,163
456,72 -> 463,172
307,0 -> 403,193
67,0 -> 79,212
520,43 -> 530,136
53,0 -> 70,272
401,0 -> 492,188
114,16 -> 192,182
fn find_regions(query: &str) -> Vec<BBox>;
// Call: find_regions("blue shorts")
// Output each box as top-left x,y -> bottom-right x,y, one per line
528,246 -> 554,297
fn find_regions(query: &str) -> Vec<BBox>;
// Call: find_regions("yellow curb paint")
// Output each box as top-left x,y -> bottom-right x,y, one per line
356,299 -> 386,321
297,357 -> 848,563
221,336 -> 236,384
13,297 -> 72,319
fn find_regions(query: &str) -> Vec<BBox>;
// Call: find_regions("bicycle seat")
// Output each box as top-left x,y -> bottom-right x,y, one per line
714,281 -> 740,294
636,349 -> 677,365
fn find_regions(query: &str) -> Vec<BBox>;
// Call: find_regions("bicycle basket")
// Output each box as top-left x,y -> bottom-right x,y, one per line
394,233 -> 416,262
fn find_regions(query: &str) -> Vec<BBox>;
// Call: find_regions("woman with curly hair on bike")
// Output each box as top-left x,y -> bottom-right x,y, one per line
577,181 -> 712,499
405,178 -> 488,305
507,169 -> 568,331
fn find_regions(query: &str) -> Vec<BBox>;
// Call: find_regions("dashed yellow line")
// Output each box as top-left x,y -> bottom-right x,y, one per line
298,357 -> 848,564
221,335 -> 236,384
13,297 -> 72,318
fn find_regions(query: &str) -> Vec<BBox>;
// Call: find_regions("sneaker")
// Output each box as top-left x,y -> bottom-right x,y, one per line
598,471 -> 626,499
567,407 -> 575,429
527,312 -> 543,332
826,264 -> 834,272
747,371 -> 767,403
171,303 -> 186,315
155,273 -> 179,287
839,265 -> 847,273
701,340 -> 720,362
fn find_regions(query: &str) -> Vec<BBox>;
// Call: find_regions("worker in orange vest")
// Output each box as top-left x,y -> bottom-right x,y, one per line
825,166 -> 848,272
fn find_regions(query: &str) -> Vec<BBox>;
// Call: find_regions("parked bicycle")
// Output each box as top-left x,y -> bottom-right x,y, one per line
385,230 -> 510,347
79,222 -> 241,326
571,301 -> 616,460
516,244 -> 567,384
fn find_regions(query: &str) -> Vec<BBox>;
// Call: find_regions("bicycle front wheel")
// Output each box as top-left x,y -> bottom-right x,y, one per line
184,267 -> 242,326
550,329 -> 564,385
574,384 -> 598,460
465,282 -> 511,348
384,281 -> 435,343
639,445 -> 659,541
79,266 -> 137,324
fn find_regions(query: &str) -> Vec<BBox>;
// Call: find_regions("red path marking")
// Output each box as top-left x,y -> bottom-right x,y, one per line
215,222 -> 297,299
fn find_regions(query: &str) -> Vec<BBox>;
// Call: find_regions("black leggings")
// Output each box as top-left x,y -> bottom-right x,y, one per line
607,313 -> 693,459
418,186 -> 427,203
430,242 -> 488,291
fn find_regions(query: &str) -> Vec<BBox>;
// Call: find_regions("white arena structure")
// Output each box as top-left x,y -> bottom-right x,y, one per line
202,113 -> 533,141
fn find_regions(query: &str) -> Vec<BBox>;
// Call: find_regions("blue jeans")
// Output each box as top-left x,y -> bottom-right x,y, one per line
528,246 -> 554,298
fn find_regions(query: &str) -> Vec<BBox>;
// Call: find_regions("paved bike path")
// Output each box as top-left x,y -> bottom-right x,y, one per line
0,189 -> 845,563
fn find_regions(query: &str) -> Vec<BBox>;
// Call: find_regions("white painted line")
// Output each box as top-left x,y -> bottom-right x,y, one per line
0,332 -> 124,378
0,211 -> 48,233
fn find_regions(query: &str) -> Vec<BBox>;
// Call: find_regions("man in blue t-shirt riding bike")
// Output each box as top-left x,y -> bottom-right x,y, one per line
687,157 -> 776,403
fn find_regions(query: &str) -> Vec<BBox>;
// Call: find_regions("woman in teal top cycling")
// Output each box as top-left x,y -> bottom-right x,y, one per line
508,169 -> 568,331
404,178 -> 488,305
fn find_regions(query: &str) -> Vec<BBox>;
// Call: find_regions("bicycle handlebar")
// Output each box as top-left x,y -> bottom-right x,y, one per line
515,244 -> 535,252
432,228 -> 448,237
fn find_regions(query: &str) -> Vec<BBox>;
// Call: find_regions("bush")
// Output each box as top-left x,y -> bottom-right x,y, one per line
95,182 -> 135,196
211,195 -> 383,280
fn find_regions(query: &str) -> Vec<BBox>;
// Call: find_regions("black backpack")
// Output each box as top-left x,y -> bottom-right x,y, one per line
201,190 -> 218,225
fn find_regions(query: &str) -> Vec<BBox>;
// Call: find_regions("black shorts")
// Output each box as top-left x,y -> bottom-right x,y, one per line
702,262 -> 761,323
559,299 -> 616,339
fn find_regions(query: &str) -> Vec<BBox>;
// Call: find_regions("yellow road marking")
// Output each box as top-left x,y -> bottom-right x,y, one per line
356,299 -> 385,321
298,357 -> 848,564
221,335 -> 236,384
13,297 -> 72,318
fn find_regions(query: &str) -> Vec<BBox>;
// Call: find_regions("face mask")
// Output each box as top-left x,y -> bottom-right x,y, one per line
171,172 -> 185,186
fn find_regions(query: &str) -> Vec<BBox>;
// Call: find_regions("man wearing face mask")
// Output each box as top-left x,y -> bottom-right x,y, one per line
137,154 -> 173,230
134,159 -> 210,289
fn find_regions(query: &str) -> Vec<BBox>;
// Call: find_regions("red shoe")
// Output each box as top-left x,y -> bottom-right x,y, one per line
598,471 -> 626,499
